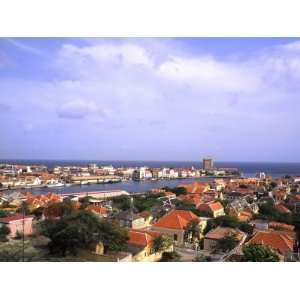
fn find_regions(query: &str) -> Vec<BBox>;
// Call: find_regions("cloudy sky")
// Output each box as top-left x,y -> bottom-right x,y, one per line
0,38 -> 300,162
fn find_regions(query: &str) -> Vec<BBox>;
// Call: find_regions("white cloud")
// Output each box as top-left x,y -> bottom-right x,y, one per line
2,38 -> 300,160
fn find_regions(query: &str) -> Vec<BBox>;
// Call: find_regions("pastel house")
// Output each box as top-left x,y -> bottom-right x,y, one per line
0,214 -> 34,238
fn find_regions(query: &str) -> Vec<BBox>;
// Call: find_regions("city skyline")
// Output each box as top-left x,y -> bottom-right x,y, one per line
1,38 -> 300,162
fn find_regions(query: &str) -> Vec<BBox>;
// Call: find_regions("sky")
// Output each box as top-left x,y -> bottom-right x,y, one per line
1,37 -> 300,162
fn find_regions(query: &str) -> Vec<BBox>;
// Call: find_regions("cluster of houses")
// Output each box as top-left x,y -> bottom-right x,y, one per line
1,174 -> 300,261
0,162 -> 240,189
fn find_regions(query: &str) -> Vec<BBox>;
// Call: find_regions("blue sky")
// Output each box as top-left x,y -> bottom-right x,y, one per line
1,37 -> 300,162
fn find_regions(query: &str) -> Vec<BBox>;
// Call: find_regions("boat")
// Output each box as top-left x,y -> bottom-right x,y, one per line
80,181 -> 89,185
47,182 -> 65,188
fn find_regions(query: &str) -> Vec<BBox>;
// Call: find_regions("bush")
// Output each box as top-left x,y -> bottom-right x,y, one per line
243,244 -> 280,262
160,251 -> 181,262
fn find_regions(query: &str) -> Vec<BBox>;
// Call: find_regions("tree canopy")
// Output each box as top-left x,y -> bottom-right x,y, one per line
38,210 -> 128,256
243,244 -> 280,262
153,235 -> 173,253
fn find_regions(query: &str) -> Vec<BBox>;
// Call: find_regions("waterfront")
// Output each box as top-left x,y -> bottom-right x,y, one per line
15,177 -> 213,195
2,159 -> 300,178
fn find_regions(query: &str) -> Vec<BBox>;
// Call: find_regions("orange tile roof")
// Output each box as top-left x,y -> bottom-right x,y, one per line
275,204 -> 291,214
198,201 -> 224,213
180,182 -> 210,194
205,227 -> 245,241
177,194 -> 203,207
248,230 -> 295,255
87,205 -> 108,216
238,210 -> 253,222
0,214 -> 33,223
269,222 -> 295,231
128,229 -> 161,247
153,210 -> 199,230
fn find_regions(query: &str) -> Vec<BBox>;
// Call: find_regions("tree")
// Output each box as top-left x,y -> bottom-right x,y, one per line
269,182 -> 278,189
111,195 -> 131,211
153,235 -> 173,253
38,210 -> 128,256
163,186 -> 187,196
194,253 -> 212,262
184,220 -> 200,242
243,244 -> 280,262
160,251 -> 181,262
215,215 -> 240,228
0,225 -> 10,242
238,222 -> 253,235
133,195 -> 162,212
0,210 -> 9,218
216,233 -> 238,252
43,201 -> 75,219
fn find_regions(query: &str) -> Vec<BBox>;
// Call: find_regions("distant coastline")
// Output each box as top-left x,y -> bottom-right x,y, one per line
1,159 -> 300,177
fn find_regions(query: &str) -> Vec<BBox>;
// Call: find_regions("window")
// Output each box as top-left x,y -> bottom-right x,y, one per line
174,234 -> 178,241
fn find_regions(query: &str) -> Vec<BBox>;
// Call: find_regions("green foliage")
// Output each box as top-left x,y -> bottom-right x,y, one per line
0,242 -> 39,262
217,234 -> 238,252
160,251 -> 181,262
14,230 -> 23,240
153,235 -> 173,253
174,200 -> 204,216
258,202 -> 292,224
38,210 -> 128,256
215,215 -> 240,228
111,195 -> 131,211
43,201 -> 75,219
0,210 -> 10,218
184,220 -> 200,242
238,222 -> 253,235
16,202 -> 31,215
269,182 -> 278,189
132,193 -> 164,213
194,253 -> 212,262
243,244 -> 280,262
204,216 -> 253,235
79,196 -> 96,206
163,186 -> 187,196
0,224 -> 10,242
31,207 -> 44,219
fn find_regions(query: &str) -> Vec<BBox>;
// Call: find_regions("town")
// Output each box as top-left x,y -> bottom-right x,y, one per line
1,159 -> 299,262
0,158 -> 240,189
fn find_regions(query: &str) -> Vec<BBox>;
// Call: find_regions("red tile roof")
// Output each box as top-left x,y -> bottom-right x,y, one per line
87,205 -> 108,216
153,209 -> 199,230
275,203 -> 292,214
198,201 -> 224,213
180,182 -> 210,194
0,214 -> 33,223
128,229 -> 161,247
205,226 -> 245,241
248,230 -> 295,255
269,222 -> 295,231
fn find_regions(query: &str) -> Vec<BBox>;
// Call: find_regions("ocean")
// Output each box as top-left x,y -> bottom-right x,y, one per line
2,159 -> 300,178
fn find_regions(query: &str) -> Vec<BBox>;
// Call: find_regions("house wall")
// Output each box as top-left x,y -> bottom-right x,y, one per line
132,218 -> 147,229
203,238 -> 218,252
6,218 -> 33,238
151,226 -> 185,245
213,209 -> 225,218
132,245 -> 173,262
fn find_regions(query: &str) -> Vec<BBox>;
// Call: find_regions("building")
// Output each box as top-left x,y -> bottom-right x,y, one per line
152,209 -> 199,245
204,226 -> 246,252
203,157 -> 214,170
127,229 -> 172,262
0,214 -> 34,238
114,211 -> 148,229
87,205 -> 108,218
247,230 -> 296,258
198,201 -> 225,218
